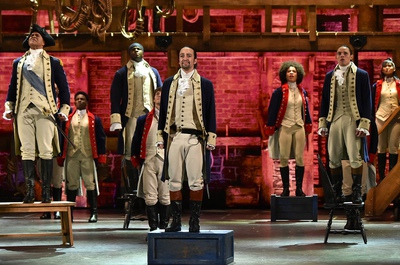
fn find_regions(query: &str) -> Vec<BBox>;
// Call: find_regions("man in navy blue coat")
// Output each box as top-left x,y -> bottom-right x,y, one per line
157,46 -> 217,233
3,24 -> 70,204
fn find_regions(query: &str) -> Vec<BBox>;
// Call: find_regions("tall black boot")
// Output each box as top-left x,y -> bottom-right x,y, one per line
124,159 -> 139,192
66,189 -> 78,222
165,191 -> 182,232
280,166 -> 290,196
53,187 -> 62,219
87,190 -> 98,223
330,167 -> 344,203
165,201 -> 182,232
377,153 -> 387,183
351,166 -> 363,204
40,159 -> 53,203
344,208 -> 360,230
158,203 -> 170,229
146,204 -> 159,231
189,201 -> 202,233
189,190 -> 203,233
389,154 -> 398,172
22,160 -> 36,203
295,166 -> 306,196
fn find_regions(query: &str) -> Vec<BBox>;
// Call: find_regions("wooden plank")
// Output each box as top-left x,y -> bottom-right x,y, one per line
0,201 -> 75,246
378,106 -> 400,135
0,232 -> 63,238
1,1 -> 400,10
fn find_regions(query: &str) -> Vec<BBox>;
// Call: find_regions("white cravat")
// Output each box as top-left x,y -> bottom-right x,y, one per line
288,82 -> 297,91
177,69 -> 194,96
132,60 -> 147,78
77,109 -> 87,118
25,49 -> 43,70
334,64 -> 350,86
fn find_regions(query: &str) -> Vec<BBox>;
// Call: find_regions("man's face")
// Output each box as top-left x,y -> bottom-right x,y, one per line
179,47 -> 197,72
154,91 -> 161,108
336,46 -> 353,67
129,45 -> 143,62
286,66 -> 298,83
74,94 -> 88,110
28,32 -> 45,50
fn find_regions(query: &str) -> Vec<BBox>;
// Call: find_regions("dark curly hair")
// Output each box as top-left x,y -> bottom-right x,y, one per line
278,61 -> 305,84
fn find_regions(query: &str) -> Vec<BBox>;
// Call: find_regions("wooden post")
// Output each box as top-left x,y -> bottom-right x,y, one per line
365,149 -> 400,216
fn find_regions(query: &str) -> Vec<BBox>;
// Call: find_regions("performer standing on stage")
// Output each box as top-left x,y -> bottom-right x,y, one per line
3,24 -> 70,203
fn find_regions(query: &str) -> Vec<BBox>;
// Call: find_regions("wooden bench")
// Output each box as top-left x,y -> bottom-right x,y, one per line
0,201 -> 75,246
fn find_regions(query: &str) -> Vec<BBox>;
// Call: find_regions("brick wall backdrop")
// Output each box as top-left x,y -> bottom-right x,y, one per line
0,7 -> 399,207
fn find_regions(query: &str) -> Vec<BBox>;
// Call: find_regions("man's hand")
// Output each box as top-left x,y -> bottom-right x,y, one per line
58,113 -> 67,122
355,128 -> 366,138
318,127 -> 329,137
4,112 -> 13,120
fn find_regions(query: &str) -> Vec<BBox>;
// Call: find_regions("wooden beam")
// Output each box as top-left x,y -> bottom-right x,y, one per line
308,6 -> 317,42
1,0 -> 400,10
1,32 -> 399,53
203,6 -> 210,43
264,6 -> 272,33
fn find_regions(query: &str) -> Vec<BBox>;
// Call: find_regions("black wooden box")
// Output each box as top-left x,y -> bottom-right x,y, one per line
270,194 -> 318,222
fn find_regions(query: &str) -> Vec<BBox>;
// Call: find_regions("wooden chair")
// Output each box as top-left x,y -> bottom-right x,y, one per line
318,155 -> 367,244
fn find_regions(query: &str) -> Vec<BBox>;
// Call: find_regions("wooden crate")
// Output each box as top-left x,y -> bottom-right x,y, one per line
147,230 -> 234,265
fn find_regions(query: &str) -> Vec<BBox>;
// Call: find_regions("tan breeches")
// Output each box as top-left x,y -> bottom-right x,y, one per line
123,117 -> 138,159
17,105 -> 55,160
278,124 -> 305,167
168,133 -> 204,192
66,151 -> 95,191
376,116 -> 400,154
142,155 -> 170,206
328,115 -> 363,169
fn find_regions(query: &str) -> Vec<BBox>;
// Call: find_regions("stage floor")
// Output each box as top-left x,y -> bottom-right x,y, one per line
0,206 -> 399,265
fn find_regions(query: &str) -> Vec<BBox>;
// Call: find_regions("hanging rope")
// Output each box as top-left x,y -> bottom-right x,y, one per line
55,0 -> 112,40
120,0 -> 144,40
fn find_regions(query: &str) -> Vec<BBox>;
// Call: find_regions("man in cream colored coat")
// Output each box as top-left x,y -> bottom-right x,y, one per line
3,24 -> 70,204
157,46 -> 217,233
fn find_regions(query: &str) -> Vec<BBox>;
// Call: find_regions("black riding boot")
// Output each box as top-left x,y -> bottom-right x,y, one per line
146,204 -> 159,231
344,208 -> 360,230
87,190 -> 98,223
189,190 -> 203,233
53,187 -> 62,219
158,203 -> 170,229
330,167 -> 344,203
377,153 -> 387,183
40,159 -> 53,203
165,201 -> 182,232
22,160 -> 36,203
66,189 -> 78,222
389,154 -> 398,172
280,166 -> 290,196
295,166 -> 306,196
189,200 -> 202,233
351,166 -> 363,204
